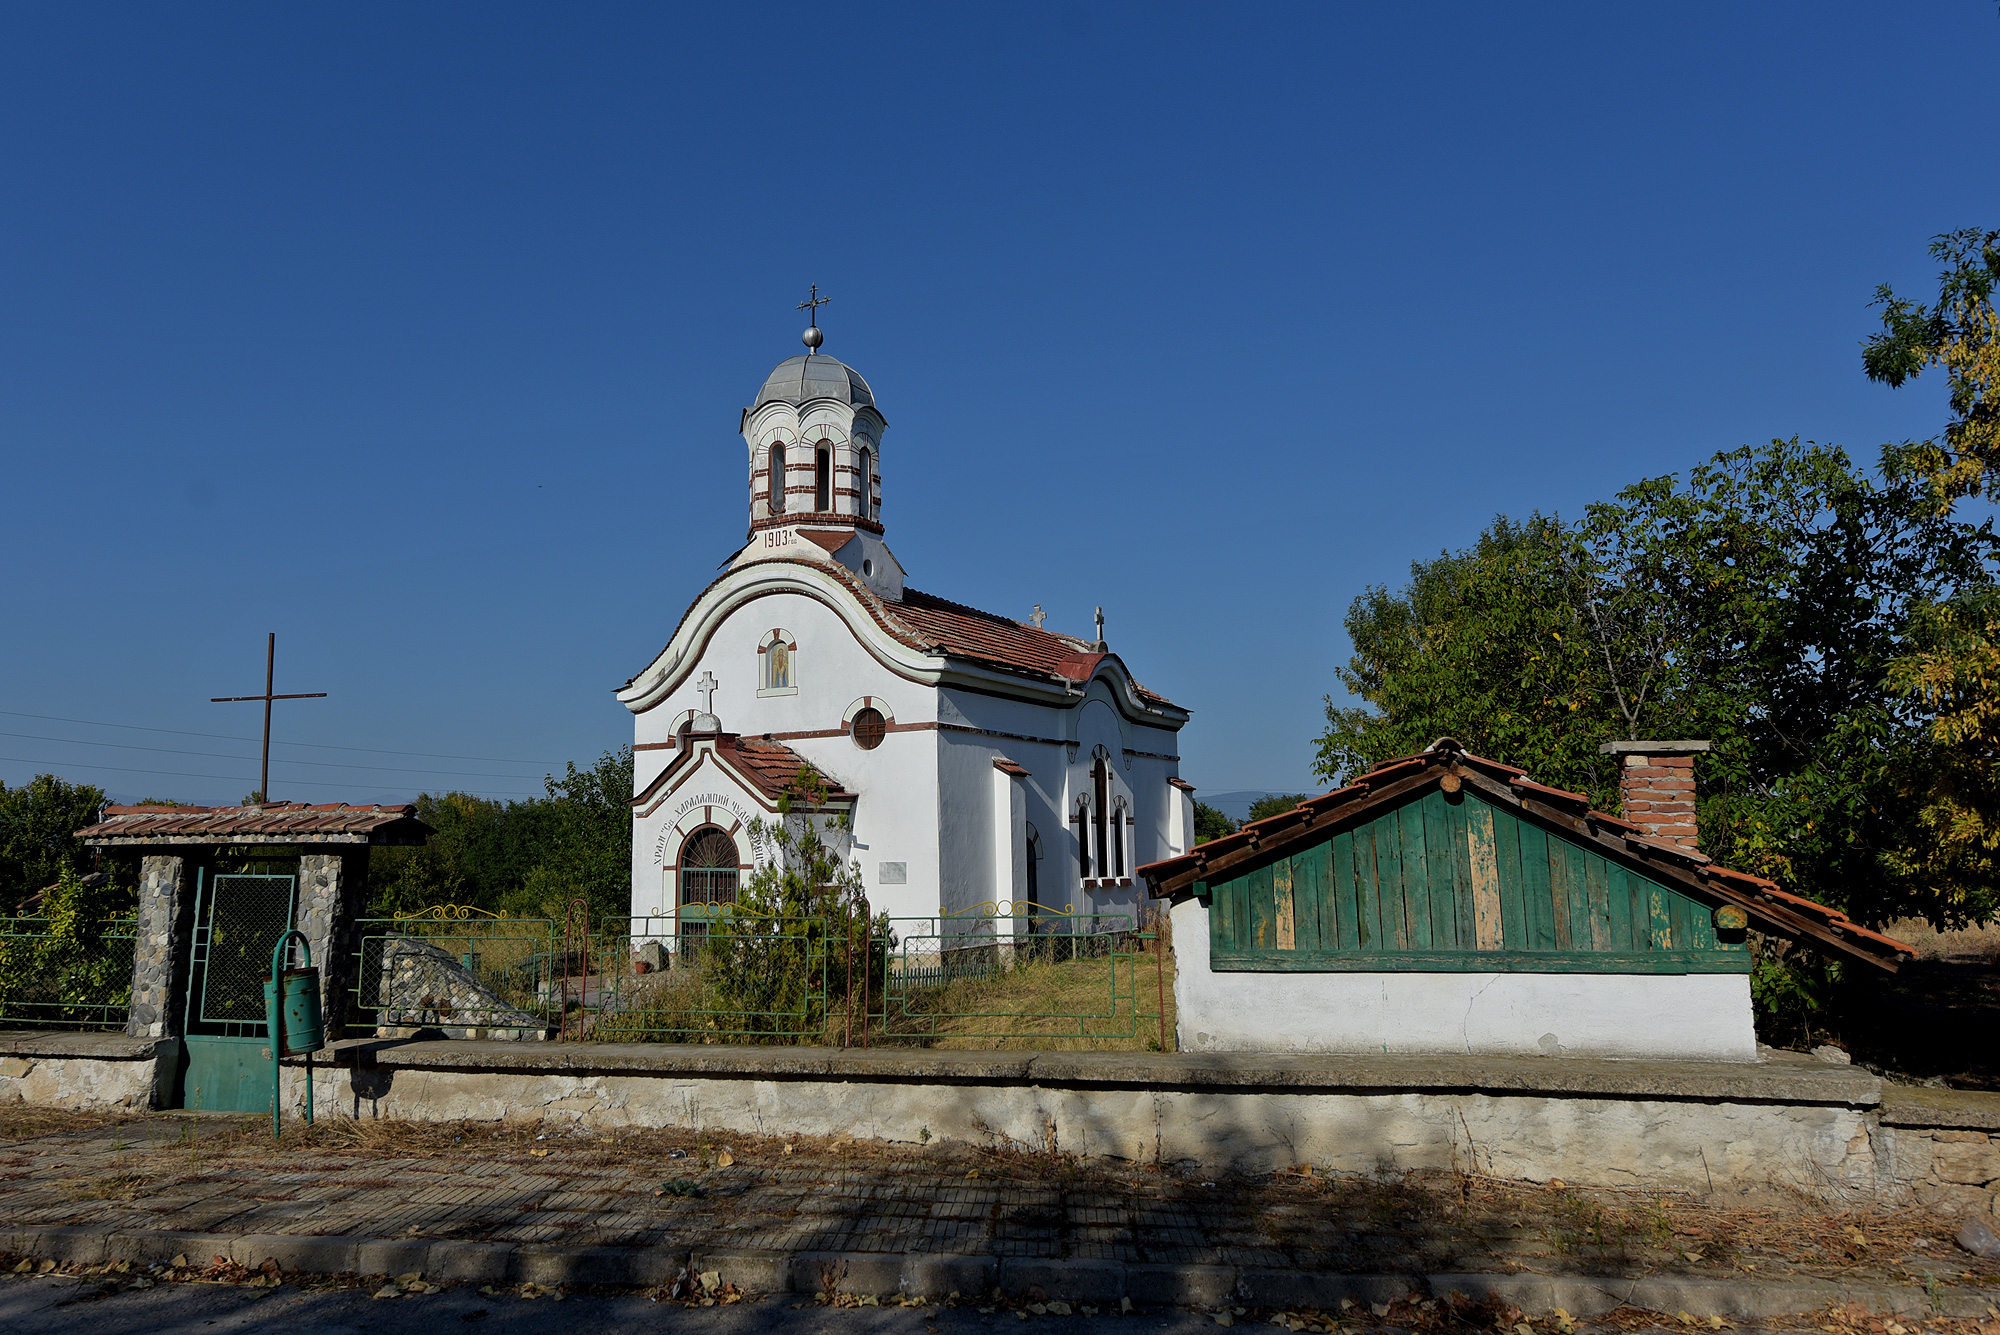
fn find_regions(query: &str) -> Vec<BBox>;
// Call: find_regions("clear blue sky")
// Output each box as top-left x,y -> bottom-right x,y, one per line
2,4 -> 1996,807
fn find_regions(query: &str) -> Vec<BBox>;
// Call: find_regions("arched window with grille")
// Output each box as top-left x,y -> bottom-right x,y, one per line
1112,798 -> 1127,877
769,443 -> 786,514
678,826 -> 739,939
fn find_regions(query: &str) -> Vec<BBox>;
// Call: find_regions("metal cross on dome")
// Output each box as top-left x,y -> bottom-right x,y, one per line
796,285 -> 829,321
696,671 -> 719,715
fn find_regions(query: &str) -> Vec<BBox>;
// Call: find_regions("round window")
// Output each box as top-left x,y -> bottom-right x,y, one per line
850,706 -> 887,750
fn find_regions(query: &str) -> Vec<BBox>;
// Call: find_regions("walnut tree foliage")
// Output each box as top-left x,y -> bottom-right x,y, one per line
1315,437 -> 2000,935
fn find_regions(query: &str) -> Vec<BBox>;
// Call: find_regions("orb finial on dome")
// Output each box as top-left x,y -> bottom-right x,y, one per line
796,284 -> 830,353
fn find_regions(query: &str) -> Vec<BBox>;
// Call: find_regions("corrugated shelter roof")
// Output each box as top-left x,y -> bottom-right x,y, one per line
80,802 -> 432,847
1138,739 -> 1916,973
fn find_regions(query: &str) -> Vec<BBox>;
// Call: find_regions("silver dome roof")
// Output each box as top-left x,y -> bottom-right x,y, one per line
751,355 -> 876,413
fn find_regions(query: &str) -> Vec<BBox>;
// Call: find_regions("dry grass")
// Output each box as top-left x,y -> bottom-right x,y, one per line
1881,916 -> 2000,962
904,937 -> 1176,1051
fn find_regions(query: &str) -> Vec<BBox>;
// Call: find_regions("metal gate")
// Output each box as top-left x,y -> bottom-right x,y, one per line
179,870 -> 296,1112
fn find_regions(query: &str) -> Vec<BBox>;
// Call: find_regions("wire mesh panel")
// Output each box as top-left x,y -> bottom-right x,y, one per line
197,874 -> 295,1025
352,909 -> 556,1036
0,917 -> 137,1030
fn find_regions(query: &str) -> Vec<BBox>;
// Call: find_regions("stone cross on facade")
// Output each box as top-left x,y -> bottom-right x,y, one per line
696,671 -> 718,715
1093,606 -> 1106,650
1029,604 -> 1045,628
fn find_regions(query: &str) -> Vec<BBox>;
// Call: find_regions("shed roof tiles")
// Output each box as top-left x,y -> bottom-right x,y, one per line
80,802 -> 432,846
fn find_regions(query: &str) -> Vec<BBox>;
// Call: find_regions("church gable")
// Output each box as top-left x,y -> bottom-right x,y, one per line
1205,787 -> 1746,974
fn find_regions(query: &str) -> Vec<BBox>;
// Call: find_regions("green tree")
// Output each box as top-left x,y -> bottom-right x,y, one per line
1246,793 -> 1311,823
1864,228 -> 2000,508
1315,439 -> 1999,934
0,774 -> 106,910
1193,802 -> 1236,844
704,764 -> 881,1039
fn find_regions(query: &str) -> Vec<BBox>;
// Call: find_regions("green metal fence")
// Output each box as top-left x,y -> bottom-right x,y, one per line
351,907 -> 558,1035
348,900 -> 1173,1050
572,902 -> 1170,1050
0,916 -> 137,1030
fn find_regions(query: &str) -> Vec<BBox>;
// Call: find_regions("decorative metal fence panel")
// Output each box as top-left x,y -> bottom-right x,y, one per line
352,907 -> 557,1036
0,917 -> 138,1030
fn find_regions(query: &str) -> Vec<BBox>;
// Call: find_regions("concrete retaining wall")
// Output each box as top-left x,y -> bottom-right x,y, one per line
0,1032 -> 175,1111
8,1031 -> 1996,1215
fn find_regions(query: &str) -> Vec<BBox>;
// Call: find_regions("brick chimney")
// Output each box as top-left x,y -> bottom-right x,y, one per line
1597,740 -> 1711,852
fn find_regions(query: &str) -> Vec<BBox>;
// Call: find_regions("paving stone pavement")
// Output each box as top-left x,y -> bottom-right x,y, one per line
2,1112 -> 1999,1317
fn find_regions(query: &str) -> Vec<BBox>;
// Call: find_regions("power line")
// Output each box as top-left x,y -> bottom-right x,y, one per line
0,730 -> 555,780
0,753 -> 544,797
0,709 -> 567,766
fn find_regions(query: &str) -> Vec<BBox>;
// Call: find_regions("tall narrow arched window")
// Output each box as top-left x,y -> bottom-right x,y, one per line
1092,760 -> 1111,879
1112,800 -> 1126,877
814,444 -> 831,511
858,447 -> 873,519
1076,799 -> 1091,879
769,444 -> 786,514
1025,822 -> 1042,906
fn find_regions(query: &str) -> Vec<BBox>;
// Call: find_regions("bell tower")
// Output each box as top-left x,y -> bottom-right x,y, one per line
733,294 -> 904,599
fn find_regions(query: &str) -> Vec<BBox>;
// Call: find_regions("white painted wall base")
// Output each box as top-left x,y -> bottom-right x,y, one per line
1169,898 -> 1758,1062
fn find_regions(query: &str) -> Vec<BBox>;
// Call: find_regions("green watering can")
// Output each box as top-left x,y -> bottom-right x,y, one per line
263,929 -> 321,1137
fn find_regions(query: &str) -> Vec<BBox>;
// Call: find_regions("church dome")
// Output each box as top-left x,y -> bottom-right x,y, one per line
751,355 -> 876,413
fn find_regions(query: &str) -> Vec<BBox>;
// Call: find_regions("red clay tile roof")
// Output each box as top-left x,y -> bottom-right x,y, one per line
893,589 -> 1176,707
993,758 -> 1030,777
795,529 -> 855,555
727,735 -> 855,802
1138,739 -> 1916,972
629,732 -> 855,811
80,803 -> 431,846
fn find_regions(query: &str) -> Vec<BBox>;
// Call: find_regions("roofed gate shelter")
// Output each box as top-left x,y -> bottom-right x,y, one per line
81,803 -> 430,1112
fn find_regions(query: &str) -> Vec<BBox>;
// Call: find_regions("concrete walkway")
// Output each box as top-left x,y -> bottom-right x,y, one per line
1,1111 -> 1996,1319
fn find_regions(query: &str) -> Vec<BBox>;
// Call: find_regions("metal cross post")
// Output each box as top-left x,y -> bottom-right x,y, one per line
695,671 -> 719,715
211,632 -> 326,803
1094,606 -> 1106,646
1029,604 -> 1046,629
796,284 -> 830,321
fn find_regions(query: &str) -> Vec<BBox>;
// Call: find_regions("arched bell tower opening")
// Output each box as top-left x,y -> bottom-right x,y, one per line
734,314 -> 904,599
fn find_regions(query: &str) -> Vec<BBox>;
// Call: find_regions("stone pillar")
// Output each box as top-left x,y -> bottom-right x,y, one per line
294,850 -> 368,1042
1599,740 -> 1711,852
126,854 -> 186,1038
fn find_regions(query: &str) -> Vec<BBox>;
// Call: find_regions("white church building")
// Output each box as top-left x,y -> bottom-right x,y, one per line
618,329 -> 1191,935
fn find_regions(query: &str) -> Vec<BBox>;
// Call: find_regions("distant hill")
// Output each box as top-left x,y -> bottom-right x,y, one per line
1198,790 -> 1315,822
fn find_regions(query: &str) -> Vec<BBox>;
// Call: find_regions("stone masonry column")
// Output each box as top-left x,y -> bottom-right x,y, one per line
294,850 -> 368,1041
126,854 -> 186,1038
1598,740 -> 1711,852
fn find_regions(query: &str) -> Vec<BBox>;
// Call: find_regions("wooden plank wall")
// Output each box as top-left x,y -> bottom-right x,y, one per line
1209,789 -> 1745,972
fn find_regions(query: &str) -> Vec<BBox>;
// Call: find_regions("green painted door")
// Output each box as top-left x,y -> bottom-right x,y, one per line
178,870 -> 296,1112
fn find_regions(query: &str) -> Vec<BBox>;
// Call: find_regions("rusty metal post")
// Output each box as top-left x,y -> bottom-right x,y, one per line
860,919 -> 871,1049
1153,907 -> 1168,1052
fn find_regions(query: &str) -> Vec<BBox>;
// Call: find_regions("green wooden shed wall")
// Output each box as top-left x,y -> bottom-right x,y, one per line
1204,787 -> 1748,974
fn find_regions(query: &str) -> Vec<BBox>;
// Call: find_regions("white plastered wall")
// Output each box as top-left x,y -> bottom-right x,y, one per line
630,589 -> 941,922
1168,896 -> 1759,1061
